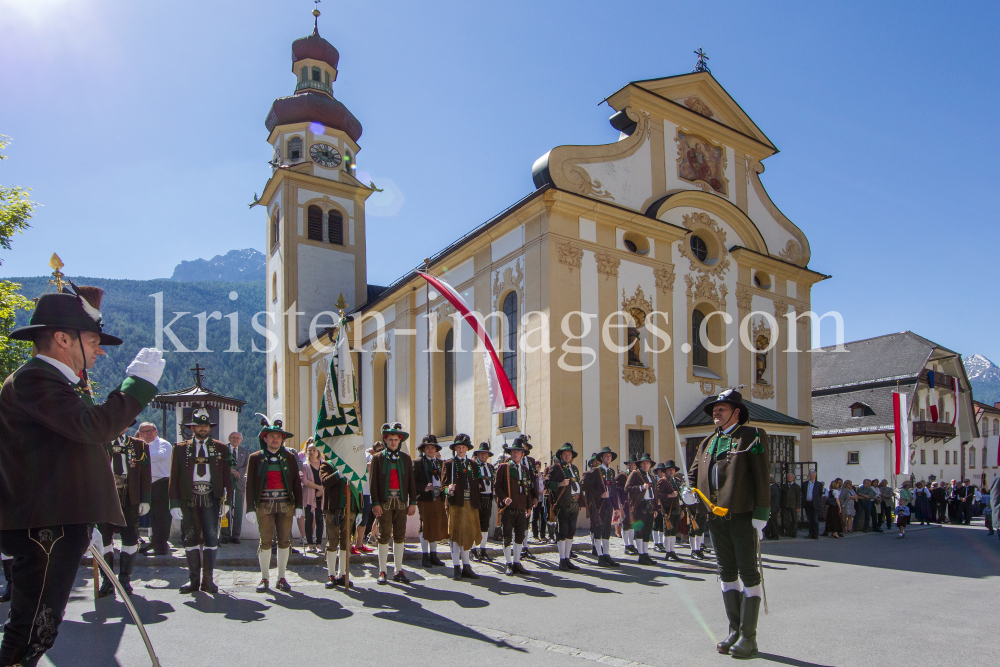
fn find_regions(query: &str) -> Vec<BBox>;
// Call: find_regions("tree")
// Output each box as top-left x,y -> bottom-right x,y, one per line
0,135 -> 36,378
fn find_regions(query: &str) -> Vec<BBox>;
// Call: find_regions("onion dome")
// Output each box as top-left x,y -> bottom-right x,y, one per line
291,26 -> 340,70
265,90 -> 362,143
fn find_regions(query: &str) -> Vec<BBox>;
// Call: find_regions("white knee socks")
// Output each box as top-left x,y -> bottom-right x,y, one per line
636,539 -> 646,555
504,545 -> 513,564
451,543 -> 461,565
276,547 -> 290,580
601,538 -> 610,556
480,531 -> 489,549
393,542 -> 404,573
513,543 -> 523,563
624,529 -> 634,546
744,584 -> 763,598
594,539 -> 604,556
666,536 -> 676,552
721,580 -> 743,593
378,542 -> 389,573
429,542 -> 438,555
339,550 -> 348,576
326,550 -> 337,576
419,533 -> 429,553
258,549 -> 271,580
461,550 -> 471,566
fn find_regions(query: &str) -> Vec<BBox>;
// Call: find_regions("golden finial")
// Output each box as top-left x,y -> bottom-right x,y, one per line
312,0 -> 321,31
48,253 -> 67,292
334,292 -> 348,315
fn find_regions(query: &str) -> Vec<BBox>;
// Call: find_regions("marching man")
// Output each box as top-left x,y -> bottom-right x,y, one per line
617,455 -> 638,554
582,446 -> 620,568
472,442 -> 496,562
414,435 -> 448,568
495,439 -> 536,575
245,416 -> 303,593
656,461 -> 683,562
547,443 -> 583,571
442,434 -> 483,580
625,453 -> 659,565
96,425 -> 151,597
168,408 -> 233,594
319,458 -> 360,589
684,388 -> 770,659
369,423 -> 417,584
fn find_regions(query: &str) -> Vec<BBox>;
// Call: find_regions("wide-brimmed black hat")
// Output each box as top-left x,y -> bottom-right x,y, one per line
11,286 -> 123,346
624,454 -> 639,465
661,459 -> 680,471
381,422 -> 409,443
595,446 -> 618,463
588,452 -> 600,467
255,413 -> 293,447
417,434 -> 441,452
450,433 -> 473,452
636,452 -> 655,466
652,462 -> 667,472
556,443 -> 578,460
185,407 -> 218,428
512,433 -> 531,451
704,387 -> 750,425
503,438 -> 529,454
474,442 -> 494,457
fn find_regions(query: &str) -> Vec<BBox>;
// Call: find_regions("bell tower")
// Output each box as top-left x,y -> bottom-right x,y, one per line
259,6 -> 373,427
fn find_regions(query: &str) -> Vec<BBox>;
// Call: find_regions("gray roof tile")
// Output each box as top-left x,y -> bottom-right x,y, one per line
812,331 -> 935,390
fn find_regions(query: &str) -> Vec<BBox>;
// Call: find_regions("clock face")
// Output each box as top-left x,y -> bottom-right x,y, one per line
309,142 -> 342,168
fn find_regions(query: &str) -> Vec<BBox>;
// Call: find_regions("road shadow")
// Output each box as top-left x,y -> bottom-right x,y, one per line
404,582 -> 492,607
262,589 -> 354,620
758,652 -> 836,667
182,591 -> 270,622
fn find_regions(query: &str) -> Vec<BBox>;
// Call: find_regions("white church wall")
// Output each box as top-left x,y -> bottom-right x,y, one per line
813,436 -> 888,484
296,244 -> 355,342
298,365 -> 309,440
581,135 -> 652,212
580,249 -> 601,461
491,226 -> 524,263
745,177 -> 798,261
578,216 -> 597,243
442,257 -> 474,287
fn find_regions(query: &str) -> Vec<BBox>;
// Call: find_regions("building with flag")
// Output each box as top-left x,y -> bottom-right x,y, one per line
971,401 -> 1000,490
811,332 -> 979,484
260,13 -> 828,466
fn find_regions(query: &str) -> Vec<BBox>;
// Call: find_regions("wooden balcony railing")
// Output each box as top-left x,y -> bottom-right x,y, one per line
912,421 -> 957,442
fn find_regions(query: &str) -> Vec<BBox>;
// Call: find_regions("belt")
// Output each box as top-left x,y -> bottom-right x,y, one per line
114,474 -> 128,489
192,481 -> 212,496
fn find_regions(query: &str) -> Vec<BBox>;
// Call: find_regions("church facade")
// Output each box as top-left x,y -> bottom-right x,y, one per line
261,20 -> 827,467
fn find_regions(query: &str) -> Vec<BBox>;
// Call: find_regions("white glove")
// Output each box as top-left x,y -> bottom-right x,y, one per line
126,348 -> 165,386
138,503 -> 150,516
682,490 -> 697,505
295,508 -> 304,520
752,518 -> 767,541
246,511 -> 257,526
170,508 -> 183,521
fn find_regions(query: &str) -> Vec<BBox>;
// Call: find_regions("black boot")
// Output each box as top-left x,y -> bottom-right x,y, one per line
461,564 -> 480,580
429,552 -> 446,567
1,558 -> 12,602
98,552 -> 115,598
565,556 -> 580,570
605,553 -> 619,567
118,551 -> 135,595
453,565 -> 463,581
179,550 -> 201,594
730,595 -> 761,659
421,553 -> 432,568
716,589 -> 742,654
200,549 -> 218,593
481,548 -> 494,562
558,558 -> 570,571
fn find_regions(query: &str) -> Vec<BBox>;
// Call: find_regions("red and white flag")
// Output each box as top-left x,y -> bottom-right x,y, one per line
950,376 -> 960,426
417,271 -> 519,414
927,371 -> 938,422
892,391 -> 911,476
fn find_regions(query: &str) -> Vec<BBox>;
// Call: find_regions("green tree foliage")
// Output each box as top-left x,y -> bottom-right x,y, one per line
13,277 -> 266,443
0,136 -> 36,378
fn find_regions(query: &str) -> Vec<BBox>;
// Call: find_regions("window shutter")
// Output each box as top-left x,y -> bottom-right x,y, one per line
327,210 -> 344,245
307,206 -> 323,241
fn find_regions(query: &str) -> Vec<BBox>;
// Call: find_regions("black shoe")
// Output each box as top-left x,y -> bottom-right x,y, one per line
597,554 -> 614,568
256,579 -> 269,592
393,570 -> 409,584
180,550 -> 201,594
693,549 -> 705,560
325,575 -> 338,589
276,578 -> 291,592
377,572 -> 388,585
512,562 -> 529,575
482,548 -> 495,562
569,550 -> 580,560
625,545 -> 639,555
605,554 -> 620,567
717,589 -> 742,654
422,553 -> 432,568
566,557 -> 580,570
231,537 -> 241,545
522,549 -> 536,561
429,553 -> 446,567
654,544 -> 666,553
558,558 -> 570,571
200,550 -> 218,594
730,595 -> 761,659
98,577 -> 116,598
118,551 -> 135,595
330,575 -> 352,589
220,537 -> 231,544
591,547 -> 598,557
667,551 -> 681,562
638,553 -> 655,565
505,563 -> 515,576
453,566 -> 463,581
461,564 -> 480,580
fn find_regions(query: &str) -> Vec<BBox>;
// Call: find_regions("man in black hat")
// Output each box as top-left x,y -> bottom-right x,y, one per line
472,442 -> 496,562
582,447 -> 620,568
684,388 -> 770,659
517,435 -> 540,560
495,439 -> 536,575
547,443 -> 583,571
617,455 -> 638,554
625,453 -> 659,565
168,407 -> 233,594
369,423 -> 417,584
96,424 -> 151,597
414,435 -> 448,568
655,461 -> 683,561
443,434 -> 483,581
0,285 -> 163,667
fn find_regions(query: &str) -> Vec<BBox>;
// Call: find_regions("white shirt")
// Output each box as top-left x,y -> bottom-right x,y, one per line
35,354 -> 79,384
362,451 -> 372,495
479,461 -> 493,494
192,440 -> 211,483
148,437 -> 173,483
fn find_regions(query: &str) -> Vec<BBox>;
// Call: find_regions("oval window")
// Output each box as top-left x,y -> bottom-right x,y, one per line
690,235 -> 708,263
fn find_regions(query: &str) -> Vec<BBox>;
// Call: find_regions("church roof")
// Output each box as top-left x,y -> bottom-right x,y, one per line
265,89 -> 363,143
677,396 -> 811,429
292,27 -> 340,70
811,331 -> 948,391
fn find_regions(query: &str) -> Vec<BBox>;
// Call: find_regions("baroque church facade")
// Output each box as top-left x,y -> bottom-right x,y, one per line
261,18 -> 827,469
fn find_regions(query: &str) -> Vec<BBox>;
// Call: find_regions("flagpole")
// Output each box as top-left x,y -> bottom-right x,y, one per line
337,299 -> 352,592
424,258 -> 432,445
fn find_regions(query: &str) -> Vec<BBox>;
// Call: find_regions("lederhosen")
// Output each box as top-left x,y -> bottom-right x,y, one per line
550,464 -> 581,541
475,460 -> 495,533
629,470 -> 657,541
617,472 -> 632,531
585,466 -> 616,541
415,456 -> 448,542
660,476 -> 682,537
98,435 -> 149,549
180,440 -> 226,550
498,460 -> 531,547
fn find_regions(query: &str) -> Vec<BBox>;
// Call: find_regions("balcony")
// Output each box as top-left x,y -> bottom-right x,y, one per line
912,421 -> 956,443
295,79 -> 332,94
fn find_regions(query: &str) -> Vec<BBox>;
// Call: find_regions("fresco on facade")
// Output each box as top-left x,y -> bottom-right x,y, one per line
677,132 -> 726,194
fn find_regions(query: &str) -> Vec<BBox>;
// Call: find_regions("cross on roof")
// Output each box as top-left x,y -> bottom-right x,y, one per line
693,48 -> 711,74
190,363 -> 206,386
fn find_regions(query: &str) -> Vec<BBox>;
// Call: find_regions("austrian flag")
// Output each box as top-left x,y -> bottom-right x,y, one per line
417,272 -> 519,414
892,391 -> 911,476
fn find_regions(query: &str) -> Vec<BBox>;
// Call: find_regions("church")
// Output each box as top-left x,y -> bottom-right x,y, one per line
260,13 -> 827,472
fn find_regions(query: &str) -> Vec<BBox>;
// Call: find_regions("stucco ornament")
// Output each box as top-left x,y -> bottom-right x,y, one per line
556,240 -> 583,274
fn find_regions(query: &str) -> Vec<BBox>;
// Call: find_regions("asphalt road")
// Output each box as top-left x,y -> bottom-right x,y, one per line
14,519 -> 999,667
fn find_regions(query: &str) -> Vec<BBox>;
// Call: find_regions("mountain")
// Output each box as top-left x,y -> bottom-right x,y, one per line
170,248 -> 265,282
963,354 -> 1000,406
11,275 -> 267,446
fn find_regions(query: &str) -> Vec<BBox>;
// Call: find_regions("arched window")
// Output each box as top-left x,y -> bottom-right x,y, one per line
983,446 -> 989,469
270,211 -> 280,249
272,361 -> 278,397
311,66 -> 321,82
444,329 -> 455,436
501,291 -> 518,428
307,205 -> 323,241
287,136 -> 303,162
691,308 -> 708,367
327,210 -> 344,245
300,66 -> 308,81
994,418 -> 998,435
970,446 -> 976,468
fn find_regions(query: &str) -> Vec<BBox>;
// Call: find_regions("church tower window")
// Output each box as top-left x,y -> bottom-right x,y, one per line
327,210 -> 344,245
270,211 -> 280,250
691,308 -> 709,367
307,205 -> 323,241
311,66 -> 322,82
501,291 -> 519,429
287,136 -> 303,162
690,235 -> 708,263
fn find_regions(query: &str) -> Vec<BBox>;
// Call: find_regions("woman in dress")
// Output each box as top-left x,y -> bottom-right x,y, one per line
825,478 -> 844,538
300,445 -> 325,553
841,480 -> 857,533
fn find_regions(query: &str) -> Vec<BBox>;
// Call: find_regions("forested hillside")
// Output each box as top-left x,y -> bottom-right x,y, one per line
13,276 -> 267,444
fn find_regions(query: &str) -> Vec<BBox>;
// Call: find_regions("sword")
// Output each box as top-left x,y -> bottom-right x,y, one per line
664,397 -> 729,516
89,544 -> 161,666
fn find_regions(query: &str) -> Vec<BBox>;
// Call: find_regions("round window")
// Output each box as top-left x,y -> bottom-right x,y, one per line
690,235 -> 708,263
622,232 -> 649,256
753,272 -> 771,290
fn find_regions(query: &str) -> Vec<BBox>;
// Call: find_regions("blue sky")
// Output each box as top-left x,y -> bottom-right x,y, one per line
1,1 -> 998,357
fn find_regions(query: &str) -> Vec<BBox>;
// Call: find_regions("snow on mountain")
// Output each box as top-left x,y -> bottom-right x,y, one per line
963,354 -> 1000,405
